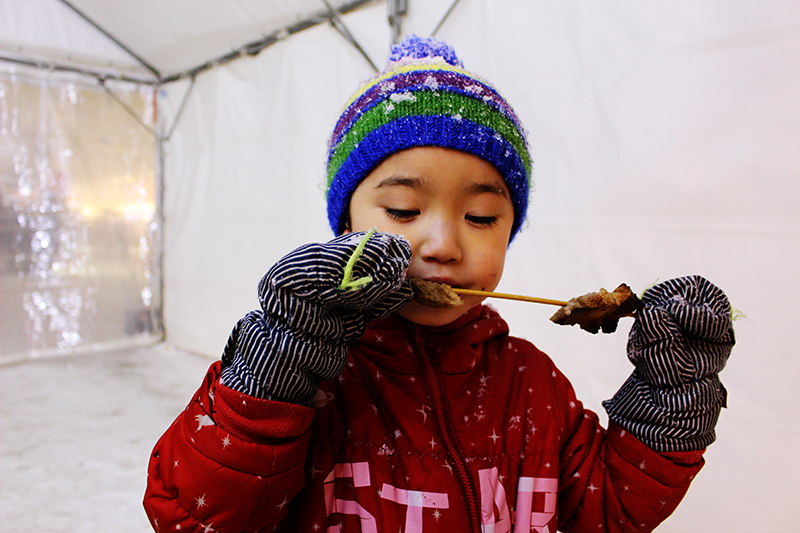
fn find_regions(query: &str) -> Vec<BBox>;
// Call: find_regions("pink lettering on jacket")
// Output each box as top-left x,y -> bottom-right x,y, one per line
324,462 -> 377,533
514,476 -> 558,533
323,462 -> 556,532
479,467 -> 512,533
380,484 -> 449,532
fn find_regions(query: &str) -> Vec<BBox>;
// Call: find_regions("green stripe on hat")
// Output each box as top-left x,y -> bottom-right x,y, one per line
327,90 -> 531,187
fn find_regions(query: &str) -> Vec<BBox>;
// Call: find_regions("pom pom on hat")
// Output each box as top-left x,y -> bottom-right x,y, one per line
387,34 -> 463,67
326,35 -> 532,241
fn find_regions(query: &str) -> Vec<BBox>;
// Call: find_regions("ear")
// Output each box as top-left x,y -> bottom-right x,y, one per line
340,212 -> 352,235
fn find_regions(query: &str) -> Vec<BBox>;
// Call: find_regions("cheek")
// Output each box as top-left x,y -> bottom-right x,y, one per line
349,206 -> 386,234
481,267 -> 503,291
476,242 -> 508,288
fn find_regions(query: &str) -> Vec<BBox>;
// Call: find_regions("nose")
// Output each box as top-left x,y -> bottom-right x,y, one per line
417,217 -> 462,264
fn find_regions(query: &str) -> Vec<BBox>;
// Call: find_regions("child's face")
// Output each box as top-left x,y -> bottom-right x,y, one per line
348,146 -> 515,326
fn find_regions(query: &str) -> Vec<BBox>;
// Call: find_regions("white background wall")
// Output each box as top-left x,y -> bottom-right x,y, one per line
156,1 -> 800,531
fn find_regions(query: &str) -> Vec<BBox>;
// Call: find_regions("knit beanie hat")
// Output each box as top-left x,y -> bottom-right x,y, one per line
326,35 -> 532,240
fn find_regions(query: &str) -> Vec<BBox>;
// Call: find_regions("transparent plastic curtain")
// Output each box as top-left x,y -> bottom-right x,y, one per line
0,67 -> 161,361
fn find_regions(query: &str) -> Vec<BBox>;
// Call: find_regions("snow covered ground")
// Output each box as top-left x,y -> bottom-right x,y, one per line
0,343 -> 213,532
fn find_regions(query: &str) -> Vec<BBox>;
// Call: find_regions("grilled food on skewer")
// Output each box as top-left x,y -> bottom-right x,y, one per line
410,278 -> 642,334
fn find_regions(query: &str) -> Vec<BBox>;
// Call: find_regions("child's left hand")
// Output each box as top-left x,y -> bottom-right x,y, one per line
627,275 -> 734,388
603,275 -> 735,452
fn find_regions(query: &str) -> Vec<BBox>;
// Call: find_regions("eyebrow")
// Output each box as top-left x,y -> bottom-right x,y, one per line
466,181 -> 509,198
374,176 -> 426,190
374,175 -> 509,198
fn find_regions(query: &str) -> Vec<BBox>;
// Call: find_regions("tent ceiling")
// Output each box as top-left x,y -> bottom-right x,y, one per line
0,0 -> 381,82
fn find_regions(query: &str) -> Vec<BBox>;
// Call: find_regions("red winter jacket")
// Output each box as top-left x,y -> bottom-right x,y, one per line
144,305 -> 704,532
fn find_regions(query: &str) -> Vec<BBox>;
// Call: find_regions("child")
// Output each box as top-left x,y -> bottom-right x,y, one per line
144,36 -> 734,533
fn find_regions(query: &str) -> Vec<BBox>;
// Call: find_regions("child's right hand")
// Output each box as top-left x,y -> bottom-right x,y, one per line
259,230 -> 414,341
219,231 -> 413,404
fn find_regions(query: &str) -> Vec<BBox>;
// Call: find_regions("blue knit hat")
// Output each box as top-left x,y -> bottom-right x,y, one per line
326,35 -> 532,240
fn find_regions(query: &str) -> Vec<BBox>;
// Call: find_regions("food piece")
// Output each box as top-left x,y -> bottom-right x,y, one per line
410,278 -> 464,308
550,284 -> 643,334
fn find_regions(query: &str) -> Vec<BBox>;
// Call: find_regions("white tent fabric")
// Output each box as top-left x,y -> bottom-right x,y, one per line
0,0 -> 376,79
2,1 -> 799,531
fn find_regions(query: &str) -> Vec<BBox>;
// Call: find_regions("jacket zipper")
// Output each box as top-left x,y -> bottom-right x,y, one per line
411,325 -> 481,533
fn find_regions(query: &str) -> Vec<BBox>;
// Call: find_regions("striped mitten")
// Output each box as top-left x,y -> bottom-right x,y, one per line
603,276 -> 735,451
219,231 -> 413,404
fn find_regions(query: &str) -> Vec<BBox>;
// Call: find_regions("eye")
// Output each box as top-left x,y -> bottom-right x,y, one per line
465,214 -> 498,226
385,208 -> 420,221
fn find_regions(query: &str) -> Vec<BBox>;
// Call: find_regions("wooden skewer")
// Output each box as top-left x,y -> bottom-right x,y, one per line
451,288 -> 568,307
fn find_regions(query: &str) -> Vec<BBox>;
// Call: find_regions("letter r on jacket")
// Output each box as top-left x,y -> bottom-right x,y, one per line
514,476 -> 557,533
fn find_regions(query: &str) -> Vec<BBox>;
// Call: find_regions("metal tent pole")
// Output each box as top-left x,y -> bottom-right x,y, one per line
431,0 -> 463,37
57,0 -> 162,79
